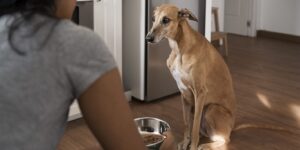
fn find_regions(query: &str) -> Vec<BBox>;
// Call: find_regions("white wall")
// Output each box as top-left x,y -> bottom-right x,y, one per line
212,0 -> 224,32
257,0 -> 300,36
296,1 -> 300,35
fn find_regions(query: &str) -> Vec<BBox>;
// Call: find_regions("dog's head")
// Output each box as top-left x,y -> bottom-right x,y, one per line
146,4 -> 198,43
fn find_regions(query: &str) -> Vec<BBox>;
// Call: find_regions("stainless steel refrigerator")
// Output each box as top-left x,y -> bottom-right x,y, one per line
123,0 -> 210,101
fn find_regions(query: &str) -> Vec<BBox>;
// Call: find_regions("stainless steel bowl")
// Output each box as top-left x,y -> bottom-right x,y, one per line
134,117 -> 171,150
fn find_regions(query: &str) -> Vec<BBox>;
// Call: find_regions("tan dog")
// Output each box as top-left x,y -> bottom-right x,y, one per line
146,4 -> 236,150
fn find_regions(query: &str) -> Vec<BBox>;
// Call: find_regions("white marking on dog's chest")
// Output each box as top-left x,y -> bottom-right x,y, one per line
168,39 -> 189,92
172,64 -> 188,92
169,39 -> 179,52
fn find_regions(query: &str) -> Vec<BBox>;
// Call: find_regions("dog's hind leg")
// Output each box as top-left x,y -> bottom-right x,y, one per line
198,104 -> 234,150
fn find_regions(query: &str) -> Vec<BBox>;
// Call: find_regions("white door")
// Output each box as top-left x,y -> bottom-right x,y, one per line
94,0 -> 122,73
224,0 -> 253,36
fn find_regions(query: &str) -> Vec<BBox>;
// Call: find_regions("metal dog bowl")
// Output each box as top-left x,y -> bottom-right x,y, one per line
134,117 -> 171,150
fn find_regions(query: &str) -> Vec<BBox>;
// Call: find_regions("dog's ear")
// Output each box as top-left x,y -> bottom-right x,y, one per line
178,8 -> 198,22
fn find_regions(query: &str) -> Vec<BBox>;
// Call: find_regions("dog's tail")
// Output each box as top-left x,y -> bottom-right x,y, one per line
233,123 -> 297,134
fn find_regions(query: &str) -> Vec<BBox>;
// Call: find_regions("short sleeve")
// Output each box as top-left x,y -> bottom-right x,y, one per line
59,25 -> 117,98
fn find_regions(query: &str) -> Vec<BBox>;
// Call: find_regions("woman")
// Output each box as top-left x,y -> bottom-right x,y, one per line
0,0 -> 148,149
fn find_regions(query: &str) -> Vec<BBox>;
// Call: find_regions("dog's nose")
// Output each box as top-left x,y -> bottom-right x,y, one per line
146,33 -> 155,42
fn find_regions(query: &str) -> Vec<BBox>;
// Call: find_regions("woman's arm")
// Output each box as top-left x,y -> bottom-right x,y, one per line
78,68 -> 147,150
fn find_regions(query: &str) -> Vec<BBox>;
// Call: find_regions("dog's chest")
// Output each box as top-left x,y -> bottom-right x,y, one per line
168,39 -> 190,92
170,57 -> 189,92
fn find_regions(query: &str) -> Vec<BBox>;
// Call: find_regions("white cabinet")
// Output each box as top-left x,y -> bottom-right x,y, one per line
94,0 -> 122,73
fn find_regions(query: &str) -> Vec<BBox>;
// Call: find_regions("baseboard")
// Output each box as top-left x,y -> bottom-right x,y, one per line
68,91 -> 132,121
257,30 -> 300,44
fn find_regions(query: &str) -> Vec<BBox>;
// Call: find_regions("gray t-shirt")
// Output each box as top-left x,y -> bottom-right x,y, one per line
0,14 -> 116,150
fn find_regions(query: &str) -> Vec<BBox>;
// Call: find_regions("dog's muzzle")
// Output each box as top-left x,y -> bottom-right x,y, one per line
146,33 -> 155,43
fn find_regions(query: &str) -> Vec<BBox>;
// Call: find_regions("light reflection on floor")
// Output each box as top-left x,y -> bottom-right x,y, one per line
256,92 -> 272,109
289,104 -> 300,126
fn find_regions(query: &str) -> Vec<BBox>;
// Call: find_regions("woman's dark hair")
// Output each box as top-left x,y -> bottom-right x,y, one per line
0,0 -> 59,55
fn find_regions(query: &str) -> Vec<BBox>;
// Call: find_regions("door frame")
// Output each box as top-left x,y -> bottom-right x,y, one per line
251,0 -> 263,37
250,0 -> 258,37
206,0 -> 212,40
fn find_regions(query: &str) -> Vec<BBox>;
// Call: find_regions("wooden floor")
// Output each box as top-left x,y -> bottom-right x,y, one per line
57,34 -> 300,150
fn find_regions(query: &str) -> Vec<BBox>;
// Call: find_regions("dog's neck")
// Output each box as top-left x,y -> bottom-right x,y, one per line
167,20 -> 197,55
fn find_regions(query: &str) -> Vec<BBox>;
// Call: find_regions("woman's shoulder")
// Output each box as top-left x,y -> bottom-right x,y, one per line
55,19 -> 100,43
53,19 -> 107,53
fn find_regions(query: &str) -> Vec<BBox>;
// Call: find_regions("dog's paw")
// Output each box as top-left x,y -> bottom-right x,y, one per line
177,140 -> 190,150
197,145 -> 205,150
197,145 -> 212,150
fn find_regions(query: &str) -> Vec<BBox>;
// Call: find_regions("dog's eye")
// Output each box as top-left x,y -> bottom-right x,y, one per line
162,17 -> 170,24
152,16 -> 155,22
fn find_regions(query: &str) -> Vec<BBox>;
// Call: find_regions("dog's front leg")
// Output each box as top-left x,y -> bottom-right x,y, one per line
190,90 -> 207,150
178,96 -> 193,150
